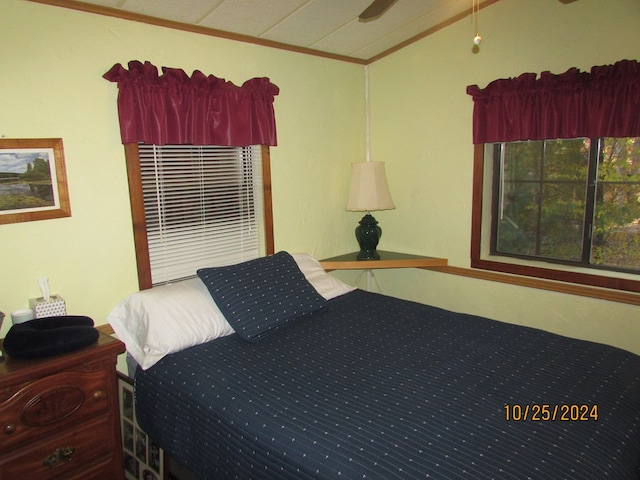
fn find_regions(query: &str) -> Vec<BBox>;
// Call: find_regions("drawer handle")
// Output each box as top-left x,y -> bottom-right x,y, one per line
3,423 -> 16,435
93,390 -> 105,401
43,447 -> 75,469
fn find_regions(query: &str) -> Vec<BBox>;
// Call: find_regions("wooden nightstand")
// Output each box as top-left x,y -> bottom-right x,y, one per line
320,251 -> 448,290
0,332 -> 125,480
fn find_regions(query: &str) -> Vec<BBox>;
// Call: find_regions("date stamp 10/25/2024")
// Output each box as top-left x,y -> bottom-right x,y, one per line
504,404 -> 599,422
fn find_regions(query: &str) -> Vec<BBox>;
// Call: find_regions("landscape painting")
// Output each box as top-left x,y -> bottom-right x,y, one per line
0,138 -> 71,224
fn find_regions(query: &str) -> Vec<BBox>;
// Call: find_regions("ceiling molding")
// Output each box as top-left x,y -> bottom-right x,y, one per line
27,0 -> 500,65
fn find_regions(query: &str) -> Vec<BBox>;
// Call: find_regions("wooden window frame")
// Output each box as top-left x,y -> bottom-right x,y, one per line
124,143 -> 274,290
471,144 -> 640,294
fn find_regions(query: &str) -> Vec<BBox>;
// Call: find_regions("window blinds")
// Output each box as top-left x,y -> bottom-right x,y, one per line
138,144 -> 263,286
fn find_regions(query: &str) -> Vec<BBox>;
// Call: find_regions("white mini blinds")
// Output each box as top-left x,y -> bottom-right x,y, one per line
138,144 -> 263,286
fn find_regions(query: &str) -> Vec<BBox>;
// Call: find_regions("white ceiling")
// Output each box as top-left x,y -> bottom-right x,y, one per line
59,0 -> 497,62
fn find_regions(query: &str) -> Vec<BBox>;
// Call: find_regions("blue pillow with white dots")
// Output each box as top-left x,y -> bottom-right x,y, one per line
197,252 -> 328,343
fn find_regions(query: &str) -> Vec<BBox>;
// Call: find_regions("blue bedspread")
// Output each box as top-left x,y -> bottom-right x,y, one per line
135,290 -> 640,479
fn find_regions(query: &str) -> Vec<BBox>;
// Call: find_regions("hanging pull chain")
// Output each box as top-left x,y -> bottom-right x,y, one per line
473,0 -> 482,45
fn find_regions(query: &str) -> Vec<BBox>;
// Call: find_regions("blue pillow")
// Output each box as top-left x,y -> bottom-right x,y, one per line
197,252 -> 327,342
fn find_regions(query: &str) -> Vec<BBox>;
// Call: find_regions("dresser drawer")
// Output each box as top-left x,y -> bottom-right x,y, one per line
0,369 -> 110,450
0,416 -> 116,480
64,456 -> 119,480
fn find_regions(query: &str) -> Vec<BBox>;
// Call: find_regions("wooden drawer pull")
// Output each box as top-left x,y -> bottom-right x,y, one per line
43,446 -> 75,469
93,390 -> 105,401
3,423 -> 16,435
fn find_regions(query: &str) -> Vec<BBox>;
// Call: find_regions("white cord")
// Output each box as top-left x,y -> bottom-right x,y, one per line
355,269 -> 382,292
365,64 -> 371,162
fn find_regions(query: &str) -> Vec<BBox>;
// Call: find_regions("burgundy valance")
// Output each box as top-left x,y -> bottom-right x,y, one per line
466,59 -> 640,144
103,61 -> 279,146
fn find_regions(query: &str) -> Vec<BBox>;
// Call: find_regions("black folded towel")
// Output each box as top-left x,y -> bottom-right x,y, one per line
3,315 -> 99,359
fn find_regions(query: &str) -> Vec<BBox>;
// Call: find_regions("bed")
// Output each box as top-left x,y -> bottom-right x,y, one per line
109,252 -> 640,480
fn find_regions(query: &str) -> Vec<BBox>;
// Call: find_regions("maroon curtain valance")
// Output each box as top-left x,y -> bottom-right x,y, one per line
103,61 -> 279,146
466,59 -> 640,144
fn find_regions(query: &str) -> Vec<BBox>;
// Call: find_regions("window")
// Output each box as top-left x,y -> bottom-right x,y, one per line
124,143 -> 274,289
105,63 -> 279,290
468,60 -> 640,293
492,137 -> 640,273
471,140 -> 640,292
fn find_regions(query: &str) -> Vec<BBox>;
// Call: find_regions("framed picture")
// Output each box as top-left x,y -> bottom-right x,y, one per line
118,373 -> 166,480
0,138 -> 71,224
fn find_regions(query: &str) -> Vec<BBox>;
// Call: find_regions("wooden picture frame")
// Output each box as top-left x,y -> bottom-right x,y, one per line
0,138 -> 71,224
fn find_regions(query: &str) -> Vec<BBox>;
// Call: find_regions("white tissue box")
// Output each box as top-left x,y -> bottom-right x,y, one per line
29,295 -> 67,318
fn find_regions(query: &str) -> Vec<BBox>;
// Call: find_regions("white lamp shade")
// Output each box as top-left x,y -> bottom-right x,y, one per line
346,161 -> 395,212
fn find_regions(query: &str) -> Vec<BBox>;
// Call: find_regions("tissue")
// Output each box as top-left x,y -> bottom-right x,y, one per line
38,277 -> 50,301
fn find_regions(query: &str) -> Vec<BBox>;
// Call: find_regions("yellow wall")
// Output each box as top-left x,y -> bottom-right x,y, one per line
1,0 -> 639,355
0,0 -> 362,336
361,0 -> 640,354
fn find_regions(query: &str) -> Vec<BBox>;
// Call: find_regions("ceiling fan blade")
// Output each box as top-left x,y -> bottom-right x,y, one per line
359,0 -> 400,21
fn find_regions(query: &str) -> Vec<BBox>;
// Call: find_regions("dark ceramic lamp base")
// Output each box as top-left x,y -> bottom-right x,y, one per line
355,213 -> 382,260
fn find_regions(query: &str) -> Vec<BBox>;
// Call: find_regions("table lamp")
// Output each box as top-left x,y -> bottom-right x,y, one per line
346,161 -> 395,260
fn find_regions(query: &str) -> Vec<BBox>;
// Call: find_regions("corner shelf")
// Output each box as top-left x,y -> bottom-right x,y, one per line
320,250 -> 448,271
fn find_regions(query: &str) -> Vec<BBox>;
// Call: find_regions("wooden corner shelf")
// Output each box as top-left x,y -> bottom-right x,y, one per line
320,250 -> 448,271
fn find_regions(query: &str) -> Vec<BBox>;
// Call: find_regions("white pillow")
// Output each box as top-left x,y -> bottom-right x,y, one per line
107,277 -> 234,370
291,253 -> 356,300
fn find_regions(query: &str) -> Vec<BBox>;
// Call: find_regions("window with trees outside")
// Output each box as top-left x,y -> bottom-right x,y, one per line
491,138 -> 640,274
468,60 -> 640,295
